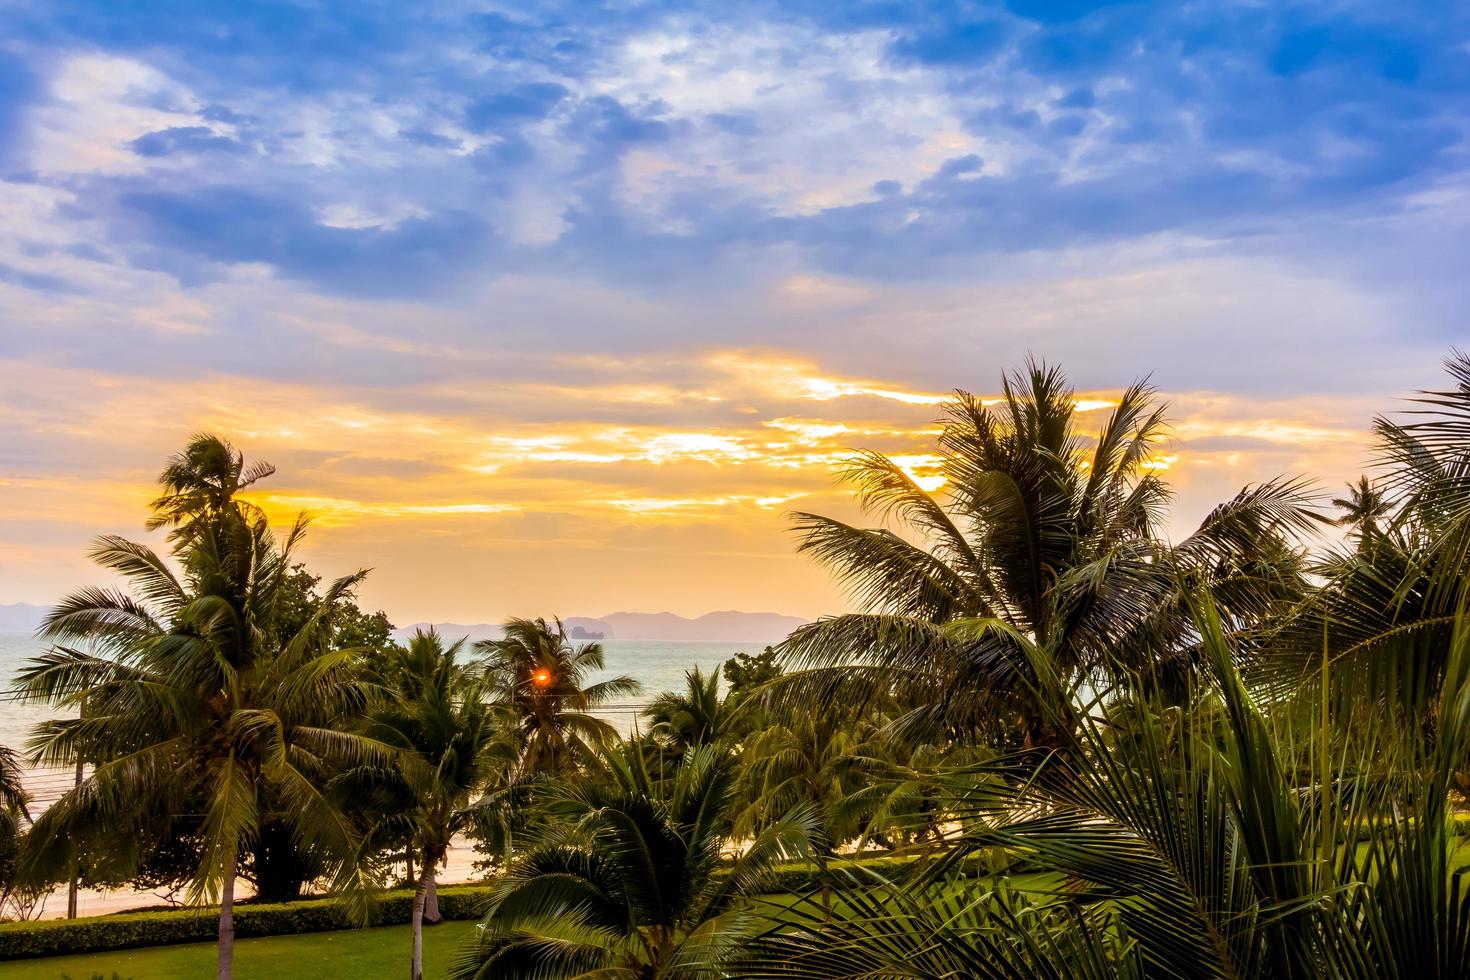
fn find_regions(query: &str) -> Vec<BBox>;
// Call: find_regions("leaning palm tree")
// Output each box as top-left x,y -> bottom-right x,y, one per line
14,436 -> 386,980
449,742 -> 817,979
780,360 -> 1315,746
350,629 -> 514,980
477,618 -> 640,776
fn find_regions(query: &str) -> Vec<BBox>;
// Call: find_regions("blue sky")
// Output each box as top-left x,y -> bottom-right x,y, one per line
1,1 -> 1468,620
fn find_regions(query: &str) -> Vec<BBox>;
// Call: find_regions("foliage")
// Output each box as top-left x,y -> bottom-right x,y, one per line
1270,351 -> 1470,719
645,667 -> 734,753
0,886 -> 495,960
778,360 -> 1316,745
722,647 -> 782,700
347,628 -> 514,980
738,592 -> 1470,978
476,617 -> 641,776
15,434 -> 392,978
449,742 -> 816,979
0,746 -> 29,917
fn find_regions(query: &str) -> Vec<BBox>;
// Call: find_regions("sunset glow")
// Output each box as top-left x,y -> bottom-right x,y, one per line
1,2 -> 1464,627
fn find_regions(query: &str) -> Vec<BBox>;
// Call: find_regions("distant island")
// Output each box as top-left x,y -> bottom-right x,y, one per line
2,601 -> 810,644
400,610 -> 810,644
0,602 -> 47,632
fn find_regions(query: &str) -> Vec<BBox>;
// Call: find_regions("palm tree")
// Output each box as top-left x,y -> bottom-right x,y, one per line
0,745 -> 27,843
449,743 -> 816,979
352,629 -> 514,980
1331,476 -> 1394,544
740,592 -> 1470,978
736,708 -> 869,848
147,433 -> 275,542
645,667 -> 732,754
780,360 -> 1315,746
14,435 -> 385,980
1273,352 -> 1470,716
0,745 -> 31,914
477,618 -> 641,776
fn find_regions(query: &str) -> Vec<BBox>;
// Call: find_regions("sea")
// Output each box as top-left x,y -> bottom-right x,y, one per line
0,632 -> 759,810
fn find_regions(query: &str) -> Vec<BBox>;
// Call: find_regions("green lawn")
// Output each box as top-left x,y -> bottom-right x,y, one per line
0,919 -> 483,980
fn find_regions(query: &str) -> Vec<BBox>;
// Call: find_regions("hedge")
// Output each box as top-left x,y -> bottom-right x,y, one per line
0,854 -> 1013,960
0,884 -> 495,961
759,848 -> 1030,892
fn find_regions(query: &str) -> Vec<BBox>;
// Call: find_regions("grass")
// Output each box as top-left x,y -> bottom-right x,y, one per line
0,855 -> 1445,979
0,919 -> 483,980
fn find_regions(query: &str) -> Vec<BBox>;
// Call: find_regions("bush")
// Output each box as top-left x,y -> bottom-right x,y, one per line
756,849 -> 1031,893
0,884 -> 495,961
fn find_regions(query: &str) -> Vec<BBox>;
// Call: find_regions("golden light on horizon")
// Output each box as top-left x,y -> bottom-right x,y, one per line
0,352 -> 1377,622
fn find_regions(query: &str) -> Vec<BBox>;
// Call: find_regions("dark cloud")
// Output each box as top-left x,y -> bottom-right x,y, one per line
110,185 -> 495,296
128,126 -> 245,157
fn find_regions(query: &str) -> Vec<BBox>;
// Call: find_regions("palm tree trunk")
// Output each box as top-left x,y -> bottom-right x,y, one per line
424,873 -> 441,924
218,849 -> 237,980
411,859 -> 435,980
68,713 -> 84,919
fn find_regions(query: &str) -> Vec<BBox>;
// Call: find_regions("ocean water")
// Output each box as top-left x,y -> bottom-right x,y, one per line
0,632 -> 760,806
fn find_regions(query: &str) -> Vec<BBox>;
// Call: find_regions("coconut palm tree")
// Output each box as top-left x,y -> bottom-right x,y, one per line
645,667 -> 733,754
351,628 -> 515,980
1331,476 -> 1394,545
448,742 -> 817,979
0,745 -> 26,843
477,618 -> 640,776
780,360 -> 1315,746
739,591 -> 1470,978
1272,352 -> 1470,716
0,745 -> 31,914
14,435 -> 386,980
147,433 -> 275,544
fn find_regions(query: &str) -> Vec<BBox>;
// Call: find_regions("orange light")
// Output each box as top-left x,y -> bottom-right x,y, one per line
531,668 -> 552,687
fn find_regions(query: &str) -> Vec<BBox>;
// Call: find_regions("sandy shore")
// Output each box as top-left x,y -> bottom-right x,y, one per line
26,835 -> 488,921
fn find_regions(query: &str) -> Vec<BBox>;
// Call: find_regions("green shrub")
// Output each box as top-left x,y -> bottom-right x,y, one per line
0,885 -> 495,961
756,849 -> 1030,893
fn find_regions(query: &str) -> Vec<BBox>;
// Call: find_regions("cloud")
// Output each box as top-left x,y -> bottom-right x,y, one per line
2,1 -> 1462,300
128,125 -> 244,157
0,0 -> 1467,618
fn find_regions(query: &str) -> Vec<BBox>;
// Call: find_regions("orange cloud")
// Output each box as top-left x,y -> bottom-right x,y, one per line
0,355 -> 1377,621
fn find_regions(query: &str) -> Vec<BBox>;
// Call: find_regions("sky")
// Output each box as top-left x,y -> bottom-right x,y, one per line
0,0 -> 1467,625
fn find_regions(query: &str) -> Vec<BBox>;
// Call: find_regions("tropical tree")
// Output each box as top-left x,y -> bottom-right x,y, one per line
0,745 -> 26,850
477,618 -> 640,776
735,707 -> 871,850
14,435 -> 386,980
779,360 -> 1315,746
253,563 -> 396,902
645,667 -> 733,754
449,742 -> 816,979
146,433 -> 275,542
349,628 -> 513,980
740,591 -> 1470,978
0,745 -> 31,916
1330,476 -> 1394,545
1273,351 -> 1470,717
